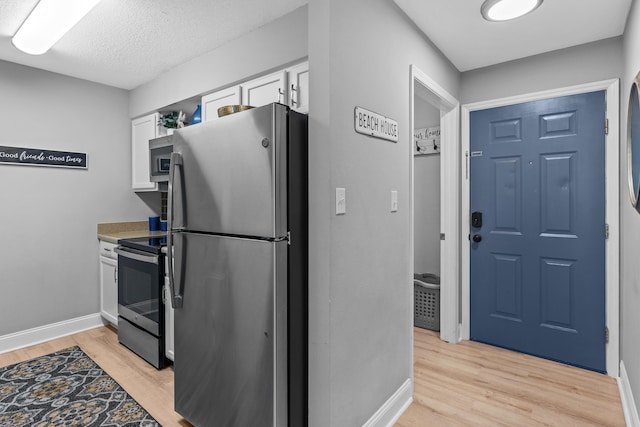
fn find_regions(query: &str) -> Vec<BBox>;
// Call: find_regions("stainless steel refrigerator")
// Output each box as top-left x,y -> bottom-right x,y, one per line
165,103 -> 307,427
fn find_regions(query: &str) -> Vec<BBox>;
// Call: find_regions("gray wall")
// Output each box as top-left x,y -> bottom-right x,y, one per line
0,60 -> 156,336
622,0 -> 640,412
129,6 -> 308,118
307,0 -> 460,424
461,37 -> 623,104
414,99 -> 440,275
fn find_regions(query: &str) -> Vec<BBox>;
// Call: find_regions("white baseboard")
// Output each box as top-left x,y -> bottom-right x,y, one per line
619,360 -> 640,427
0,313 -> 105,355
362,379 -> 413,427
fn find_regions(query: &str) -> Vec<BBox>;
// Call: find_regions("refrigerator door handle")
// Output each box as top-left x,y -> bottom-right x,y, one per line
167,152 -> 184,309
168,152 -> 185,232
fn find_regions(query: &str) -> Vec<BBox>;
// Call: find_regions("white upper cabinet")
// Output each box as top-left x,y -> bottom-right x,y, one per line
287,62 -> 309,113
202,85 -> 242,122
131,113 -> 159,191
241,62 -> 309,112
241,70 -> 288,108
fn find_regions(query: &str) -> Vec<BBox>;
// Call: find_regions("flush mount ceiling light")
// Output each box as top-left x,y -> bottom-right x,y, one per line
12,0 -> 102,55
481,0 -> 544,22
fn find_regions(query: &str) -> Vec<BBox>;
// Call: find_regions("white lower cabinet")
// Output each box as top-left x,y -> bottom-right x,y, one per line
164,255 -> 175,362
99,241 -> 118,326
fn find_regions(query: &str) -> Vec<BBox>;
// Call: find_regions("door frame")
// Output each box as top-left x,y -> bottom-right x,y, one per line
409,64 -> 460,345
460,79 -> 620,376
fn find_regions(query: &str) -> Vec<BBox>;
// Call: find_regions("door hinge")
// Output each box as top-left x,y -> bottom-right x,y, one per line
606,327 -> 609,344
605,223 -> 609,239
605,118 -> 609,135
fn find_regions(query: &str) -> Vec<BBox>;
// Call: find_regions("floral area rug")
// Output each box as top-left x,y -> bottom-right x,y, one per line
0,346 -> 160,426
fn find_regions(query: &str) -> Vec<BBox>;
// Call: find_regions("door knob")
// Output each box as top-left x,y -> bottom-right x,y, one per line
472,234 -> 482,243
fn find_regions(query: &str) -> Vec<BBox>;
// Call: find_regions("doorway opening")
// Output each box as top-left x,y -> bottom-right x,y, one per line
409,65 -> 460,353
413,94 -> 441,334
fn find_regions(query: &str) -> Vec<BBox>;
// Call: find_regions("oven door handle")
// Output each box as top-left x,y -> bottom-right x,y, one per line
167,152 -> 184,309
114,247 -> 159,265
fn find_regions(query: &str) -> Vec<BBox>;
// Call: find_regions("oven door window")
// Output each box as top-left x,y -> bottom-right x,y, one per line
118,253 -> 162,333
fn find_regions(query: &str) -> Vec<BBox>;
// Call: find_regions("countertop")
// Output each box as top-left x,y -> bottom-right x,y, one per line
97,221 -> 165,244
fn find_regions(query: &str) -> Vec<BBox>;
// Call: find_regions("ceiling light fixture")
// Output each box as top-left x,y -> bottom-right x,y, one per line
481,0 -> 543,22
12,0 -> 102,55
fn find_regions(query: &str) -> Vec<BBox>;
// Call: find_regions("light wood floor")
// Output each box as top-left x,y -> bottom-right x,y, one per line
0,326 -> 626,426
0,325 -> 191,426
396,327 -> 625,426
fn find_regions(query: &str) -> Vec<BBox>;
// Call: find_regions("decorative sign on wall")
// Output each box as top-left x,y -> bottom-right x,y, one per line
354,106 -> 398,143
0,146 -> 87,169
414,126 -> 441,155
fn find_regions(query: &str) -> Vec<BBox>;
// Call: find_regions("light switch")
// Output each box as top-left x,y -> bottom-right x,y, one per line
336,188 -> 346,215
391,190 -> 398,212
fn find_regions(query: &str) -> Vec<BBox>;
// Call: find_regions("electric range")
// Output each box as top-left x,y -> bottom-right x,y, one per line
115,234 -> 167,369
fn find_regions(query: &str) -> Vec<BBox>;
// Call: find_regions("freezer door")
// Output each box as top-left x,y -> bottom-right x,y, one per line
173,232 -> 288,427
171,103 -> 288,238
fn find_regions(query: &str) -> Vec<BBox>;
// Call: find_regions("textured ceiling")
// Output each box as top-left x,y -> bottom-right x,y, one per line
394,0 -> 633,72
0,0 -> 307,90
0,0 -> 633,90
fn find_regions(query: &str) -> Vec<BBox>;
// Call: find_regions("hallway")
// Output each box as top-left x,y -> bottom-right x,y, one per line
395,328 -> 625,426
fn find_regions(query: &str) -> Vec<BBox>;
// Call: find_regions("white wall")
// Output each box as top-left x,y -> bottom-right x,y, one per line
621,0 -> 640,412
129,6 -> 308,118
414,99 -> 440,275
0,60 -> 157,336
307,0 -> 460,424
461,37 -> 623,104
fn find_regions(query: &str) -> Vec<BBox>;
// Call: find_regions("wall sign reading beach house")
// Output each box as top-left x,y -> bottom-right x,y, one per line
354,106 -> 398,142
0,146 -> 87,169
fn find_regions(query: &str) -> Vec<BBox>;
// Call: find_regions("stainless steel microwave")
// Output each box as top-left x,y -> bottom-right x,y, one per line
149,135 -> 173,182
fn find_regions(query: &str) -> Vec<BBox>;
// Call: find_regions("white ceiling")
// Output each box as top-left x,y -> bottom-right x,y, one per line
0,0 -> 633,90
0,0 -> 307,90
394,0 -> 633,72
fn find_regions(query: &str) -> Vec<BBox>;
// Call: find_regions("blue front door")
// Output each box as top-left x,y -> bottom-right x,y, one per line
469,91 -> 606,373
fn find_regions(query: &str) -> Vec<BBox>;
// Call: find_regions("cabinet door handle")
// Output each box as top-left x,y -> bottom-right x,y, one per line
278,88 -> 284,103
114,267 -> 117,283
290,84 -> 297,106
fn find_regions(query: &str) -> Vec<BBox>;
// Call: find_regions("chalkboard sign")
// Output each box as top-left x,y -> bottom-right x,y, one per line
0,146 -> 87,169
